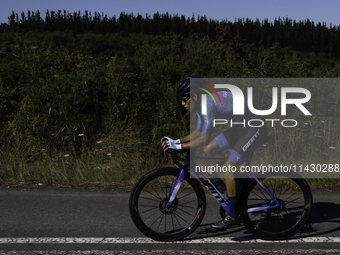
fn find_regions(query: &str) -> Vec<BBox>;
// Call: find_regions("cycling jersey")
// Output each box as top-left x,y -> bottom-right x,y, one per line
195,91 -> 268,165
195,91 -> 253,134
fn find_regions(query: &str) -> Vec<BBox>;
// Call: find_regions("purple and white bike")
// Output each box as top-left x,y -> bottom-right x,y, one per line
129,149 -> 313,241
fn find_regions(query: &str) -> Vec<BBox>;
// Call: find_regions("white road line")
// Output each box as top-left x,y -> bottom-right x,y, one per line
0,237 -> 340,244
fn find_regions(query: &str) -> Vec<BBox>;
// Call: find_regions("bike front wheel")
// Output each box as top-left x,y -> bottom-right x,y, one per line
129,167 -> 206,241
240,172 -> 313,240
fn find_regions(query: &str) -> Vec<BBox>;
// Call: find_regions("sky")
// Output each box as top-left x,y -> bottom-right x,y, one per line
1,0 -> 340,27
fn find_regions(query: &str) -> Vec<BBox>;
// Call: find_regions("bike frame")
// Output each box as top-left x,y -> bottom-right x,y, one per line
166,153 -> 280,214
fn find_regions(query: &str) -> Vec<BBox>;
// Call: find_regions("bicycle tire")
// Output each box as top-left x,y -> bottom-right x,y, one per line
129,167 -> 206,241
239,172 -> 313,240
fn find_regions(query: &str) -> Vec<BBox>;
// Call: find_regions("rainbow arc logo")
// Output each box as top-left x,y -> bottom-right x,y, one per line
198,83 -> 222,106
198,83 -> 222,115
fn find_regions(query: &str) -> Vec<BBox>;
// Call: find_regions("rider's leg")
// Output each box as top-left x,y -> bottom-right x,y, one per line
222,158 -> 238,217
210,154 -> 245,230
203,140 -> 225,161
204,140 -> 227,192
206,134 -> 245,229
203,143 -> 226,174
204,140 -> 238,217
209,124 -> 268,229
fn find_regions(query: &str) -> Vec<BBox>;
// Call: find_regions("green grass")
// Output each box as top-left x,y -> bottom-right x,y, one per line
1,137 -> 339,191
0,126 -> 161,189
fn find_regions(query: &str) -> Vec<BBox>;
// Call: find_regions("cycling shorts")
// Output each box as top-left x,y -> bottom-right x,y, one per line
214,124 -> 268,165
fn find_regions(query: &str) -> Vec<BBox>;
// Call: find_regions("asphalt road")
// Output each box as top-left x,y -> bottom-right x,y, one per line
1,187 -> 340,254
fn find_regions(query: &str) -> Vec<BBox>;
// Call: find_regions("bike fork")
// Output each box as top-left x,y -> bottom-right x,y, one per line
166,154 -> 191,208
165,168 -> 187,208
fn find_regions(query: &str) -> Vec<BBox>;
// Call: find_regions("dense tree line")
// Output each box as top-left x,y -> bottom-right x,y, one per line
0,29 -> 339,159
1,10 -> 340,58
0,11 -> 339,187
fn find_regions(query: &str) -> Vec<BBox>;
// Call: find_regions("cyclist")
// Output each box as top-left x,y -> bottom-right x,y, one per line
161,76 -> 268,229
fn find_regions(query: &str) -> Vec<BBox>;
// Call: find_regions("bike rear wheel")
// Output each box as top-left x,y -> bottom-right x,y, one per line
129,167 -> 206,241
240,172 -> 313,240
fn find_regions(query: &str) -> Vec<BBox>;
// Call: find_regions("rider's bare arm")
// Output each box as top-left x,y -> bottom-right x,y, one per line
179,128 -> 201,143
181,130 -> 209,150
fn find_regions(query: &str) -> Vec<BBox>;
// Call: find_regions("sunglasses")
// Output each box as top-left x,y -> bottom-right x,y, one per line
180,97 -> 190,103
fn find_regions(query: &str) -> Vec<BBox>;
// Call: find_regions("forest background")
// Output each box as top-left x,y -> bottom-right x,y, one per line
0,10 -> 339,189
